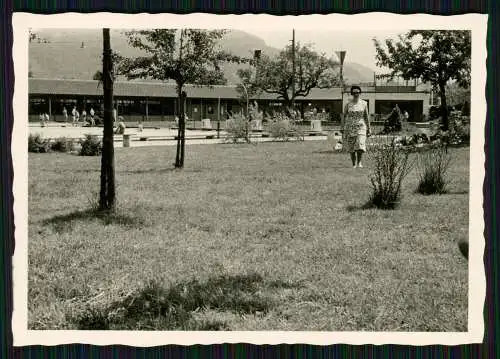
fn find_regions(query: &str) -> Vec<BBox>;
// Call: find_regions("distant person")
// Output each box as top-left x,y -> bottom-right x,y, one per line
113,108 -> 117,124
75,109 -> 80,126
62,107 -> 68,123
137,120 -> 143,132
115,116 -> 126,134
39,113 -> 45,127
89,107 -> 95,126
341,85 -> 371,169
71,106 -> 77,126
44,112 -> 50,126
312,107 -> 318,118
384,104 -> 403,133
403,110 -> 409,121
82,109 -> 87,123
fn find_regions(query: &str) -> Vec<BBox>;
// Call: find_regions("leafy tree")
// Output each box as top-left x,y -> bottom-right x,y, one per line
118,29 -> 246,168
235,68 -> 261,117
238,43 -> 339,114
373,30 -> 471,130
446,81 -> 471,112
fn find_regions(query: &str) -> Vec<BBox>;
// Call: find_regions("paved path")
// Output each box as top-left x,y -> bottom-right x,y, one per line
29,123 -> 335,148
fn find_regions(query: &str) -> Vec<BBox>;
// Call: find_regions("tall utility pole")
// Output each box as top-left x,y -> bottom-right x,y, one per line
291,29 -> 296,111
99,28 -> 115,211
336,50 -> 347,117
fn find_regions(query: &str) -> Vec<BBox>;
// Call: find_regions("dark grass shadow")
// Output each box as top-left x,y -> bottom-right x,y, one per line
414,189 -> 469,196
443,190 -> 469,195
119,167 -> 204,174
69,273 -> 302,330
43,208 -> 146,234
119,167 -> 179,174
312,150 -> 341,154
49,169 -> 101,174
346,202 -> 375,212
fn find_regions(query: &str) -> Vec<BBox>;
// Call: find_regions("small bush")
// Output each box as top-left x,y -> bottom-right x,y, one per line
368,139 -> 414,209
79,134 -> 102,156
266,112 -> 301,141
28,133 -> 51,153
51,137 -> 75,153
225,113 -> 251,143
448,113 -> 470,145
416,144 -> 452,195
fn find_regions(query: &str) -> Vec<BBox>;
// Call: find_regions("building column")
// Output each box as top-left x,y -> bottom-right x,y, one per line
145,97 -> 149,121
161,99 -> 164,121
48,96 -> 52,117
368,94 -> 376,115
200,98 -> 204,120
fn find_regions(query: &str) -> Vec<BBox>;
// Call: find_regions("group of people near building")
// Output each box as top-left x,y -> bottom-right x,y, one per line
38,112 -> 50,127
57,106 -> 128,134
61,106 -> 97,127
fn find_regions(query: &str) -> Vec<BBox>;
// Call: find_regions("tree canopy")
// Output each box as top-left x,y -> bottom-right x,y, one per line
117,29 -> 247,88
117,29 -> 248,168
238,43 -> 340,111
373,30 -> 471,130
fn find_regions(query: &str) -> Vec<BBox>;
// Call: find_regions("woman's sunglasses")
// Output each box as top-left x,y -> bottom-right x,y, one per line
351,91 -> 361,95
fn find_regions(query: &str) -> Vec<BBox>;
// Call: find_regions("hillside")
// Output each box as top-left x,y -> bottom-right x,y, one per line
29,29 -> 375,85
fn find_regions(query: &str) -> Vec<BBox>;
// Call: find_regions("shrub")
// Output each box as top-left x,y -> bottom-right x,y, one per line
51,137 -> 75,153
448,113 -> 470,145
28,133 -> 51,153
416,144 -> 451,195
79,134 -> 102,156
368,139 -> 414,209
266,112 -> 302,141
225,113 -> 251,143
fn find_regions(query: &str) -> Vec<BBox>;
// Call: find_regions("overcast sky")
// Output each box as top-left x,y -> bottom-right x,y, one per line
35,28 -> 409,71
240,29 -> 408,70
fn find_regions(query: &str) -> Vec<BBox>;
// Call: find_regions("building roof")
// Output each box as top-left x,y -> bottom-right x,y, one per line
28,78 -> 425,101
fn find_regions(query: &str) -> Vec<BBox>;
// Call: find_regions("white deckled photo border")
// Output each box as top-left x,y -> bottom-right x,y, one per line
11,12 -> 487,346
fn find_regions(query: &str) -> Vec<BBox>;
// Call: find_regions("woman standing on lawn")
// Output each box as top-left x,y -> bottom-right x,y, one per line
341,85 -> 371,168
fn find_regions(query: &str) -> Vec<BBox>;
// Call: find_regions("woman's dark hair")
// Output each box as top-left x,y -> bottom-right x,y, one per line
350,85 -> 362,95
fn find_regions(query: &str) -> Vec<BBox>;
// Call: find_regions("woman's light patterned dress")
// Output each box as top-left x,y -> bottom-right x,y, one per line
343,99 -> 368,152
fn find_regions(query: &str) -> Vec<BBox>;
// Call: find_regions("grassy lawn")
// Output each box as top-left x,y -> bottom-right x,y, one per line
28,140 -> 469,331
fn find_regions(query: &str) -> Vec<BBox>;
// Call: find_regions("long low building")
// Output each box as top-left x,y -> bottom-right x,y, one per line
28,78 -> 431,123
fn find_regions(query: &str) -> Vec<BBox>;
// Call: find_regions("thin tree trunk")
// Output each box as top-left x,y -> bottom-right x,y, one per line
180,92 -> 186,167
99,28 -> 115,211
175,88 -> 186,168
439,82 -> 449,131
175,94 -> 182,167
175,30 -> 186,168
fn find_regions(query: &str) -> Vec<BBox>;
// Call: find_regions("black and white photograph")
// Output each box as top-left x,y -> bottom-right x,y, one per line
12,13 -> 486,346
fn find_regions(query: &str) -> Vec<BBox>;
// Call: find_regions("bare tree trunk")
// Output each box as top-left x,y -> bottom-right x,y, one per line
439,82 -> 449,131
180,94 -> 186,167
99,28 -> 115,211
175,88 -> 186,168
174,30 -> 186,168
175,93 -> 182,167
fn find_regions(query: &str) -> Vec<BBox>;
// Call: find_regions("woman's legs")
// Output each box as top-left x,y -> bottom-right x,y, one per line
356,150 -> 363,167
350,152 -> 357,167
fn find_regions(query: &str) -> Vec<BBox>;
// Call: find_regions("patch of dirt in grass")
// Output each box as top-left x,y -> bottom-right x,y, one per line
67,273 -> 303,330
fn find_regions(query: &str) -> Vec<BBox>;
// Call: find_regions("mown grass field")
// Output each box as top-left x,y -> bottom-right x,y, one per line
28,140 -> 469,331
